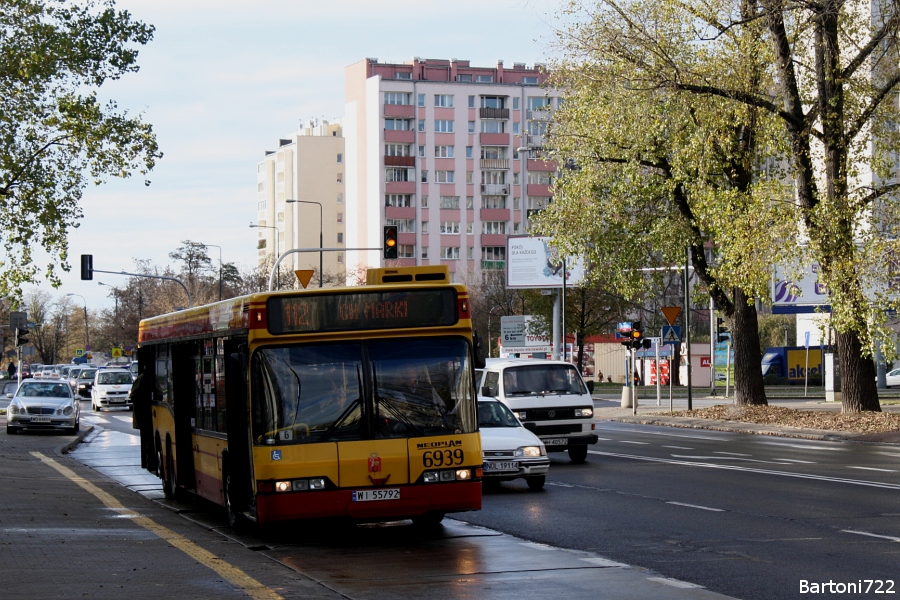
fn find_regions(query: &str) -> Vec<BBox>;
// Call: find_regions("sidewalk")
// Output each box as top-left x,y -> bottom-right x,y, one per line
592,389 -> 900,444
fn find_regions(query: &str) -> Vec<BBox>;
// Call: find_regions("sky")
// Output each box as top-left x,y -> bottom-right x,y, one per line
27,0 -> 567,311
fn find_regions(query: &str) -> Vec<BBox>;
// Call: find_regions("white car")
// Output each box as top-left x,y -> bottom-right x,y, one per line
91,369 -> 134,411
478,399 -> 550,491
6,379 -> 80,435
884,369 -> 900,387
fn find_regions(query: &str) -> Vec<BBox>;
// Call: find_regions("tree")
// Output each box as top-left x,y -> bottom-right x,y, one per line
0,0 -> 160,300
551,0 -> 900,411
544,0 -> 799,404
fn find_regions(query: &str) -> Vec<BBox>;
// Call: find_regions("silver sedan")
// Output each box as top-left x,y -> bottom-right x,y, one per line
6,380 -> 80,435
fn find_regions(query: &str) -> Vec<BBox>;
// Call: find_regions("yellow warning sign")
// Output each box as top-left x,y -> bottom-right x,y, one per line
294,270 -> 315,289
661,306 -> 682,326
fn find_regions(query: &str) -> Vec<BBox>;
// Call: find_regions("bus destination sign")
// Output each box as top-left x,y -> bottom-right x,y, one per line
267,288 -> 458,334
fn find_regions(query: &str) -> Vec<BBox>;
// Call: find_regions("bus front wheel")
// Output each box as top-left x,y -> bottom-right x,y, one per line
568,445 -> 588,464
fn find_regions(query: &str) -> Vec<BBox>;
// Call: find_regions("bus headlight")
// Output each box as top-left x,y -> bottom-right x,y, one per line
455,469 -> 471,480
575,408 -> 593,417
275,480 -> 291,492
423,469 -> 472,482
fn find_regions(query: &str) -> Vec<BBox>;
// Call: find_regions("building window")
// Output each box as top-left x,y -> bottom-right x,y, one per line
434,145 -> 454,158
441,246 -> 460,259
435,170 -> 455,183
258,201 -> 266,211
528,172 -> 552,184
513,198 -> 520,209
476,74 -> 493,83
528,120 -> 548,136
466,223 -> 473,234
482,246 -> 506,260
421,195 -> 428,207
440,196 -> 460,209
337,212 -> 343,223
481,120 -> 505,133
417,93 -> 425,107
468,121 -> 475,133
440,221 -> 460,234
466,146 -> 473,158
421,221 -> 428,233
434,94 -> 454,108
482,195 -> 506,209
467,246 -> 474,260
337,193 -> 343,203
418,119 -> 425,132
384,92 -> 411,105
384,118 -> 412,130
481,146 -> 507,160
399,244 -> 415,258
421,170 -> 428,183
385,143 -> 412,156
387,218 -> 416,233
513,172 -> 519,185
512,122 -> 520,134
528,196 -> 549,210
385,167 -> 414,182
466,171 -> 474,184
466,196 -> 474,209
483,221 -> 508,234
434,120 -> 454,133
422,246 -> 429,259
480,96 -> 505,109
482,170 -> 506,185
258,182 -> 265,192
337,252 -> 344,263
468,95 -> 475,108
528,97 -> 550,110
337,173 -> 343,183
337,232 -> 343,243
395,71 -> 411,80
513,97 -> 520,109
457,74 -> 473,82
418,145 -> 425,157
522,76 -> 538,85
514,223 -> 521,233
385,194 -> 414,207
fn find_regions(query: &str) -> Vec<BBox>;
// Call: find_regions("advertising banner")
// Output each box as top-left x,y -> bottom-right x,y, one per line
506,235 -> 585,288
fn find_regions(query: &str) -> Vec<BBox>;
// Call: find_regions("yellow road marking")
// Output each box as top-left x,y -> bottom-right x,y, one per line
31,452 -> 283,600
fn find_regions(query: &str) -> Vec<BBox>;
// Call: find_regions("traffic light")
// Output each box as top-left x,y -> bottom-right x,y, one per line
383,225 -> 398,260
630,321 -> 644,349
716,317 -> 730,343
80,254 -> 93,280
15,327 -> 29,347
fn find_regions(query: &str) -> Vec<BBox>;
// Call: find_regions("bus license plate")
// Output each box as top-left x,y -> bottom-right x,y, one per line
544,438 -> 567,446
352,489 -> 400,502
31,417 -> 51,423
485,462 -> 518,472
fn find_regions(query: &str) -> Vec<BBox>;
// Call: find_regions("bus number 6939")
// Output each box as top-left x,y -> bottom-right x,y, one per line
423,449 -> 464,467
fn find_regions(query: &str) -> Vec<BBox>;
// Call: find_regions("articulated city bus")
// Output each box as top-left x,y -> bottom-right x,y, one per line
132,266 -> 484,527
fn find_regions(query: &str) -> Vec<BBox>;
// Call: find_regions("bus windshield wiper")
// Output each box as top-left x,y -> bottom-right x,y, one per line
375,392 -> 425,437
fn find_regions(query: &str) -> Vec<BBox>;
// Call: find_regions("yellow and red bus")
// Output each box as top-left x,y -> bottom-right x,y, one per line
133,266 -> 484,527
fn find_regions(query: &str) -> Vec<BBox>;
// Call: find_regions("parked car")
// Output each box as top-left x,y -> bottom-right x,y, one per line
67,367 -> 84,393
476,358 -> 598,463
91,369 -> 134,411
6,379 -> 80,435
478,398 -> 549,490
75,368 -> 98,399
884,368 -> 900,387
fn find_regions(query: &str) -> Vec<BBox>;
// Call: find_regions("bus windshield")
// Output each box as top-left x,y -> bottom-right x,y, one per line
251,337 -> 476,445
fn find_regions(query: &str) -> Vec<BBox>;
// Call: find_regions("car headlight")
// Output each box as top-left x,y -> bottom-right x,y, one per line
516,446 -> 545,457
62,406 -> 74,416
513,411 -> 526,420
575,408 -> 593,417
9,402 -> 23,415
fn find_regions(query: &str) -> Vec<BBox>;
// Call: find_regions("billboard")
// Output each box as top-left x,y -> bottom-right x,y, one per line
506,235 -> 585,289
772,262 -> 829,311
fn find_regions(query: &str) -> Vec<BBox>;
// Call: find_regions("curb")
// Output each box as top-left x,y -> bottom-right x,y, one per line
55,424 -> 95,457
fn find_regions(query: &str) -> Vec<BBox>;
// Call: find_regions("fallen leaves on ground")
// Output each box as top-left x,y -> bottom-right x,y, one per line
670,405 -> 900,434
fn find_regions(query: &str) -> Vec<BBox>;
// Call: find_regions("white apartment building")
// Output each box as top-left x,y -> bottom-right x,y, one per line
343,57 -> 561,285
255,119 -> 346,286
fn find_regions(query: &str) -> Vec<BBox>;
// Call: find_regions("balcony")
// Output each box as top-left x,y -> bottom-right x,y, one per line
527,183 -> 551,196
479,107 -> 509,119
480,159 -> 509,170
384,155 -> 415,167
384,129 -> 416,143
481,184 -> 509,195
481,234 -> 507,246
385,206 -> 416,220
527,158 -> 556,171
479,132 -> 510,146
384,104 -> 416,118
480,208 -> 510,221
385,181 -> 416,194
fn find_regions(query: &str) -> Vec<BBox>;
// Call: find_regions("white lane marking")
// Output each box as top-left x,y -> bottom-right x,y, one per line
580,557 -> 630,568
754,440 -> 845,451
666,501 -> 724,512
714,451 -> 751,456
594,426 -> 725,441
773,458 -> 817,464
594,437 -> 612,441
670,454 -> 789,465
847,466 -> 897,473
647,577 -> 704,589
841,530 -> 900,542
588,450 -> 900,490
877,452 -> 900,458
111,415 -> 134,422
662,445 -> 693,450
620,440 -> 649,445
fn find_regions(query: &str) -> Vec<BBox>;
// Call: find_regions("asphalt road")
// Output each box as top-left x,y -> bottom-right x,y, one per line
454,421 -> 900,600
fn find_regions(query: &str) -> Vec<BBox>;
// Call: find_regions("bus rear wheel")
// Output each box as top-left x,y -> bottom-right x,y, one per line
411,512 -> 445,527
163,448 -> 177,500
568,445 -> 588,464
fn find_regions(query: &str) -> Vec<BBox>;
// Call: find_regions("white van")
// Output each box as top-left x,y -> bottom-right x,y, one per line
476,358 -> 598,463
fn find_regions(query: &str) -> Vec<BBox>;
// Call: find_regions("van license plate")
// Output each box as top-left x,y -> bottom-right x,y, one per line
352,489 -> 400,502
544,438 -> 567,445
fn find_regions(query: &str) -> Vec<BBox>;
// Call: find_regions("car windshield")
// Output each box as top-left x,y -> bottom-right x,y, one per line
79,370 -> 97,381
19,383 -> 71,398
478,402 -> 520,428
251,337 -> 476,445
98,372 -> 132,385
502,364 -> 586,396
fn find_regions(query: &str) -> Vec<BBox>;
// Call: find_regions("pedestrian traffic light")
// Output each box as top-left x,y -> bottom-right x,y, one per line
15,328 -> 29,347
716,317 -> 730,343
383,225 -> 398,260
80,254 -> 93,280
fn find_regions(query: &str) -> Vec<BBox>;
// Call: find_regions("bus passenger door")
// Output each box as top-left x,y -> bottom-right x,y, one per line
172,343 -> 197,493
224,341 -> 253,512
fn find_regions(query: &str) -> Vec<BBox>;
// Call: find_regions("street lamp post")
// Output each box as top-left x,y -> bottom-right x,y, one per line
66,293 -> 89,350
250,223 -> 280,288
202,243 -> 223,301
286,199 -> 323,288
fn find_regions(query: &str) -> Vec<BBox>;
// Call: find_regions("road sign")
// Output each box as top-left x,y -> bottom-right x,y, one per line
661,306 -> 681,326
9,311 -> 26,330
500,316 -> 527,348
294,269 -> 315,288
661,325 -> 681,345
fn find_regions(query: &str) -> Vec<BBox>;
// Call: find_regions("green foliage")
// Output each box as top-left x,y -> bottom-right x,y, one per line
0,0 -> 160,302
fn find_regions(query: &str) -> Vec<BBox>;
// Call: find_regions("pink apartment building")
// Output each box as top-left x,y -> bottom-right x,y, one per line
343,57 -> 560,284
